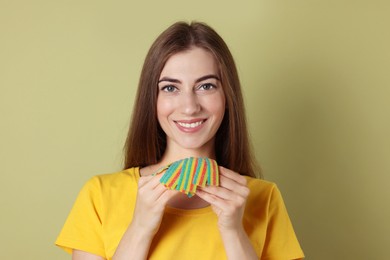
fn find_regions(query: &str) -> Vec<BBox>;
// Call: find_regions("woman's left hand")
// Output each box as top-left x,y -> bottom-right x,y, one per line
196,166 -> 250,232
196,167 -> 258,259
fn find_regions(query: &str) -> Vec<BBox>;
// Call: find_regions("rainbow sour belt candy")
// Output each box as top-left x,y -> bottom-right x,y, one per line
158,157 -> 220,197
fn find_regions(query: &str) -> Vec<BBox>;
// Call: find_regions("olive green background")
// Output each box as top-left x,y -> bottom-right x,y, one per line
1,1 -> 389,259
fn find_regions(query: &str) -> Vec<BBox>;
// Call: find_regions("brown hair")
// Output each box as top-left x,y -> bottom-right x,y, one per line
124,21 -> 260,178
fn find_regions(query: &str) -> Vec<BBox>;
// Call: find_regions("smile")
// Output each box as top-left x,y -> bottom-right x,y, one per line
176,120 -> 205,128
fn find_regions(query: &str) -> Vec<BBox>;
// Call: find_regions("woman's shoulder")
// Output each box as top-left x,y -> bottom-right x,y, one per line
96,167 -> 140,181
82,167 -> 141,192
244,176 -> 280,202
244,176 -> 276,191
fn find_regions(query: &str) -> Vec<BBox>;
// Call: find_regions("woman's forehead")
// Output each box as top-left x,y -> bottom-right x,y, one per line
160,47 -> 219,80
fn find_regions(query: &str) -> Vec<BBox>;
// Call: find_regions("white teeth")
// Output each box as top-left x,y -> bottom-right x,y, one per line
177,121 -> 204,128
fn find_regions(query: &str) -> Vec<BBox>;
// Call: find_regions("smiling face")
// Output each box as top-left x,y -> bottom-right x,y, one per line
157,47 -> 226,159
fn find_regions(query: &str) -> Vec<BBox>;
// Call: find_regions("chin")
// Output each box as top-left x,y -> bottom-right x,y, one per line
175,140 -> 214,154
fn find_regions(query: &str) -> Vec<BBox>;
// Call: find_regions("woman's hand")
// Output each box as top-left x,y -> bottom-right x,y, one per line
196,166 -> 249,232
113,174 -> 177,260
131,174 -> 178,236
196,167 -> 258,259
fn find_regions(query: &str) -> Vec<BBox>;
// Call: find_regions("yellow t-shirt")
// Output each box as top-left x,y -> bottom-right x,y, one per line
55,168 -> 304,259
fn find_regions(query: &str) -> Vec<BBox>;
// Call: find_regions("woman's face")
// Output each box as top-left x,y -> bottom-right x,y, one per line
157,47 -> 226,156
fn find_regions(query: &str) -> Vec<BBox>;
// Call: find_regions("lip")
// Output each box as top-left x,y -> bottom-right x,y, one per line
174,119 -> 207,133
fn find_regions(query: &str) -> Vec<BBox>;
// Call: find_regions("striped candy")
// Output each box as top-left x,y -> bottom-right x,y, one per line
159,157 -> 219,197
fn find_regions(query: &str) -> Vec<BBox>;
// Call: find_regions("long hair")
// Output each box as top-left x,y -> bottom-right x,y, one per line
124,21 -> 261,178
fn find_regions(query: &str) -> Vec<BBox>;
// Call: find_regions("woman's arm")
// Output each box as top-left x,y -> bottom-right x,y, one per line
111,220 -> 156,260
72,250 -> 105,260
196,167 -> 258,260
217,227 -> 258,260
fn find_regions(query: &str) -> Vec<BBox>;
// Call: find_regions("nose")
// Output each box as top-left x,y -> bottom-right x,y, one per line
180,92 -> 201,115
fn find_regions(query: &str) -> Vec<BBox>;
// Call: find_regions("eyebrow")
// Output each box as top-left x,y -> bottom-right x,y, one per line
158,74 -> 220,84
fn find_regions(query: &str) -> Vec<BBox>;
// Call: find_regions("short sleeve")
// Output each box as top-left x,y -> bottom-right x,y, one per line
262,186 -> 304,260
55,177 -> 106,258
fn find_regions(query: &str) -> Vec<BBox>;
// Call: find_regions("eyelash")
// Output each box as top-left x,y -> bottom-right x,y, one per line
198,83 -> 216,90
160,83 -> 217,93
161,85 -> 177,92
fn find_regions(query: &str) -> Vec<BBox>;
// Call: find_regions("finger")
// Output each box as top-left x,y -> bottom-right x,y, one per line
198,188 -> 248,221
219,166 -> 247,186
147,183 -> 170,201
139,184 -> 176,207
199,185 -> 235,201
138,174 -> 154,188
196,189 -> 230,210
196,188 -> 218,204
158,188 -> 178,204
219,175 -> 250,198
139,174 -> 164,190
138,176 -> 170,202
200,184 -> 248,203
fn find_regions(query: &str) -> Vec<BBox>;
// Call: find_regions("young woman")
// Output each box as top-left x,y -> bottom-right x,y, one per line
56,21 -> 304,260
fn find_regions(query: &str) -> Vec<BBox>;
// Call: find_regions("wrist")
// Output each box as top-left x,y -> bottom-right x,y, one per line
113,220 -> 156,260
218,223 -> 245,235
129,219 -> 157,239
218,225 -> 258,260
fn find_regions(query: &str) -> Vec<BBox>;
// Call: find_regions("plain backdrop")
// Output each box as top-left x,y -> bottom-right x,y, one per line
1,1 -> 389,259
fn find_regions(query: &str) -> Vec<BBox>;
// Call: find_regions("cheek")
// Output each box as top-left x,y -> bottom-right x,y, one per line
157,97 -> 173,121
208,95 -> 226,118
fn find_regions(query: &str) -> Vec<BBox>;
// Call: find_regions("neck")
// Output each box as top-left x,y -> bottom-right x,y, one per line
158,145 -> 216,167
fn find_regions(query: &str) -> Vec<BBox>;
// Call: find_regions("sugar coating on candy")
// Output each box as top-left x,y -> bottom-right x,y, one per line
159,157 -> 219,197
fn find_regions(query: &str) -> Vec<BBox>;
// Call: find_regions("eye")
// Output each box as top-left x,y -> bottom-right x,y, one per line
161,85 -> 178,92
198,83 -> 216,91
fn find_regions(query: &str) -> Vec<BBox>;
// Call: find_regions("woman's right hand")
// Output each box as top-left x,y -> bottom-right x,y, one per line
131,173 -> 178,236
113,173 -> 177,260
